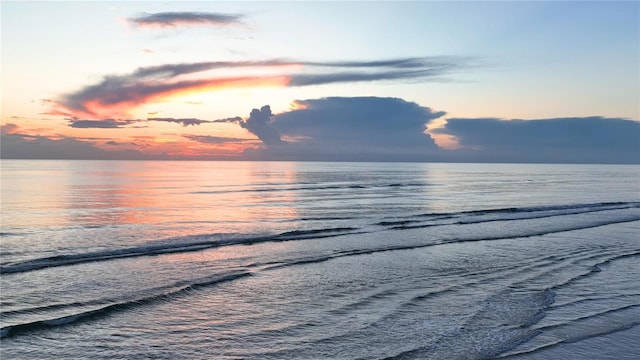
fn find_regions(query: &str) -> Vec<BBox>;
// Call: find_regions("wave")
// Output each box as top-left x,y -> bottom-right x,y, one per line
399,201 -> 636,219
0,271 -> 251,339
380,289 -> 556,360
283,217 -> 640,271
0,232 -> 25,237
385,201 -> 640,229
550,250 -> 640,290
192,181 -> 430,195
328,288 -> 399,316
540,304 -> 640,332
3,212 -> 637,341
0,227 -> 358,275
492,253 -> 640,359
3,202 -> 638,276
276,227 -> 357,239
497,305 -> 640,359
550,293 -> 640,311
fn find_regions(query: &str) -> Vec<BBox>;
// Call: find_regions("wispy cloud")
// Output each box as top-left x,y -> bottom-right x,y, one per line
288,69 -> 444,86
1,123 -> 21,135
50,75 -> 289,118
65,116 -> 244,128
128,11 -> 244,28
148,116 -> 242,127
68,119 -> 136,128
183,134 -> 258,144
50,57 -> 468,119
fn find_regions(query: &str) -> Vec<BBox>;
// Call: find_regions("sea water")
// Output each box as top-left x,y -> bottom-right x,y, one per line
1,161 -> 638,359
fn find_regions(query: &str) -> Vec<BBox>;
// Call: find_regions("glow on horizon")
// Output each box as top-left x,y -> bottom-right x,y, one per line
1,1 -> 638,161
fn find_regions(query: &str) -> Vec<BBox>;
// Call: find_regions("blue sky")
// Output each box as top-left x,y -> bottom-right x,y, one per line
1,1 -> 638,162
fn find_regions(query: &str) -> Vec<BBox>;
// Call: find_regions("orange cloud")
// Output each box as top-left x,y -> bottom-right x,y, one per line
50,57 -> 465,120
1,123 -> 21,135
54,75 -> 291,119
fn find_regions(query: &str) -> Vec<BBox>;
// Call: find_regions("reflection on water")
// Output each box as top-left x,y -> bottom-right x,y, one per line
3,161 -> 637,232
1,161 -> 305,230
2,160 -> 638,264
1,160 -> 639,360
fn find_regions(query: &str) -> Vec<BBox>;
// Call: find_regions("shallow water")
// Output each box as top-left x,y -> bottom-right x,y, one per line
1,161 -> 639,359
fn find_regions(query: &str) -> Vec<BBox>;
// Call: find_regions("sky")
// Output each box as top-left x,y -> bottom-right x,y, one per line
1,1 -> 639,163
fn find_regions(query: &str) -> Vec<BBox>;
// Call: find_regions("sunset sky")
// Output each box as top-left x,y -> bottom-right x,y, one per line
1,1 -> 639,163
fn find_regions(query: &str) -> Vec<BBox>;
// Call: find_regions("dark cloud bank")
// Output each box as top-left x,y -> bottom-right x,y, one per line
434,116 -> 640,164
244,97 -> 444,161
183,96 -> 639,163
3,97 -> 639,163
0,126 -> 152,160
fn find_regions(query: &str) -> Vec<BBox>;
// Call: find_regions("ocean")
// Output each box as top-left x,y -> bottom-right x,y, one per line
1,160 -> 638,359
